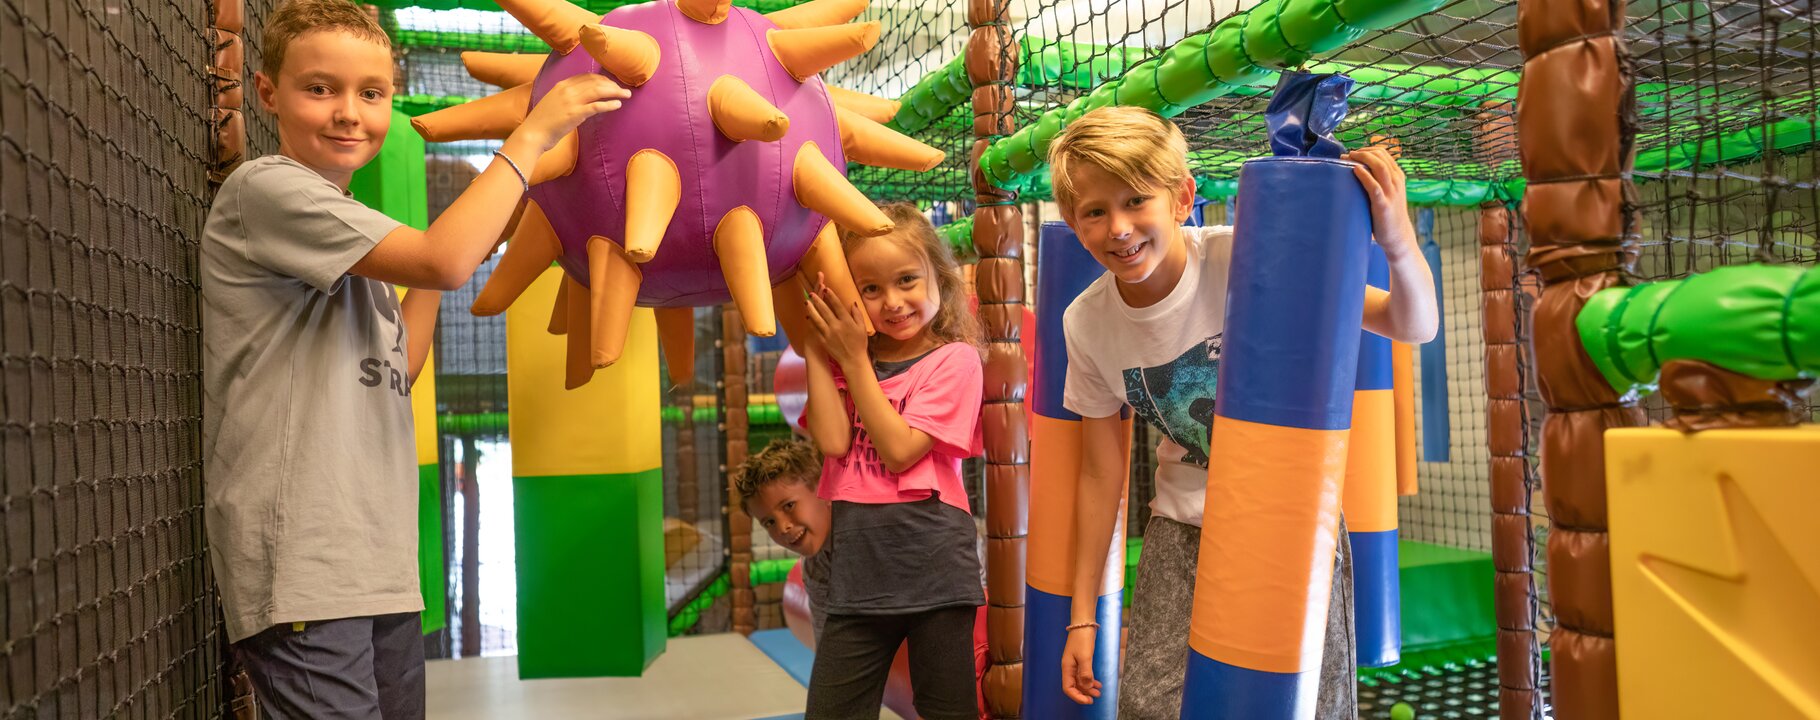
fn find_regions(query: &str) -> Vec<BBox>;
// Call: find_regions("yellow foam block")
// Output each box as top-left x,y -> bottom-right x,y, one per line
1606,425 -> 1820,719
400,287 -> 440,466
505,268 -> 662,477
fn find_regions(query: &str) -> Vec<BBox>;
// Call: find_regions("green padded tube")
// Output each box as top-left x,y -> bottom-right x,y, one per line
978,0 -> 1446,188
1242,1 -> 1313,70
1577,265 -> 1820,395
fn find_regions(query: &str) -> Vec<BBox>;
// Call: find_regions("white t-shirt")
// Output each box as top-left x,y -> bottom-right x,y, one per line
1062,225 -> 1234,527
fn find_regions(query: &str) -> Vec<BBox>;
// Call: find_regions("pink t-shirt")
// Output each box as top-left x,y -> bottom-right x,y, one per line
815,342 -> 984,514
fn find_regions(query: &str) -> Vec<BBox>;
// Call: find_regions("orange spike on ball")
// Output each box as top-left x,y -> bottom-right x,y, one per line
765,0 -> 869,29
411,83 -> 531,142
793,142 -> 893,237
709,75 -> 790,143
587,236 -> 642,370
677,0 -> 731,24
836,106 -> 944,171
578,24 -> 660,87
714,206 -> 777,337
493,0 -> 599,54
827,85 -> 899,124
530,131 -> 581,184
472,201 -> 559,316
767,22 -> 881,81
623,149 -> 681,263
654,306 -> 696,385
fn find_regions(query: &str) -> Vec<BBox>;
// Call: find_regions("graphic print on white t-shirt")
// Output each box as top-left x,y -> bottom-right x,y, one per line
1121,333 -> 1223,468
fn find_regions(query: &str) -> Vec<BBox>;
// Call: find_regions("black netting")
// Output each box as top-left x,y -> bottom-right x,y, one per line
1626,0 -> 1818,422
244,0 -> 282,156
1400,207 -> 1495,554
1176,0 -> 1522,186
830,0 -> 972,204
2,0 -> 228,714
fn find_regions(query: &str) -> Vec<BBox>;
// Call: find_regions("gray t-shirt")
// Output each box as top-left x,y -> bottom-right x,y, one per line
201,155 -> 418,642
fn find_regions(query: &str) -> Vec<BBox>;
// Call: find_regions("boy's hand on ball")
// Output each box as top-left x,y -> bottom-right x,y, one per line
1345,145 -> 1419,261
515,74 -> 631,154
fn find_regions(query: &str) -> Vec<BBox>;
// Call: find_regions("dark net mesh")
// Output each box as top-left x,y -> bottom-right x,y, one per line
1626,0 -> 1818,421
1,0 -> 231,714
1175,0 -> 1522,187
1400,207 -> 1495,555
827,0 -> 972,204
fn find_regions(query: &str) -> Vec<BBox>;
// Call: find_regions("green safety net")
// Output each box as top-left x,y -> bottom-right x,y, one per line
1577,264 -> 1820,396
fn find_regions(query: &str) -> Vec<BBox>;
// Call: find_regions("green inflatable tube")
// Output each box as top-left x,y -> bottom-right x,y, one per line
1577,264 -> 1820,395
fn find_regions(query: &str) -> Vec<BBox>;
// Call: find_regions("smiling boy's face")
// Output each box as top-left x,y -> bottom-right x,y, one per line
746,478 -> 830,557
256,29 -> 395,187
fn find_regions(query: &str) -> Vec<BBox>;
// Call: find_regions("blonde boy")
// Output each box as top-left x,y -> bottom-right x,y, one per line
1050,107 -> 1437,718
201,1 -> 626,716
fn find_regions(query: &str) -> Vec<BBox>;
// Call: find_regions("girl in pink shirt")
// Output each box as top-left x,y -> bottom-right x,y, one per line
800,202 -> 986,720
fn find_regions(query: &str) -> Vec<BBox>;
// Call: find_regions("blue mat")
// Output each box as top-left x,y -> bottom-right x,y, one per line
748,628 -> 815,688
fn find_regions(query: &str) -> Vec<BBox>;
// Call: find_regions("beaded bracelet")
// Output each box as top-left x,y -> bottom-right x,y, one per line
1065,621 -> 1099,632
492,149 -> 529,193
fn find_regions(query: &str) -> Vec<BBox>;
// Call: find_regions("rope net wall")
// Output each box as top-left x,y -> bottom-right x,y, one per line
1402,207 -> 1494,555
0,0 -> 244,712
1626,0 -> 1817,421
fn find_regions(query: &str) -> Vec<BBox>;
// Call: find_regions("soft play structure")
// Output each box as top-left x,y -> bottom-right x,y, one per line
410,0 -> 945,389
4,0 -> 1817,716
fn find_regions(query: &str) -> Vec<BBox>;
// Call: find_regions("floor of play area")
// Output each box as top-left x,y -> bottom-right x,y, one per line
424,632 -> 904,720
1358,656 -> 1550,719
425,629 -> 1533,719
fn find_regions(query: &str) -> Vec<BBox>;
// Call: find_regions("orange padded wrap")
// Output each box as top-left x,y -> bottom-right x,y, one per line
1391,342 -> 1417,496
1190,417 -> 1346,674
1026,416 -> 1131,597
1341,390 -> 1398,534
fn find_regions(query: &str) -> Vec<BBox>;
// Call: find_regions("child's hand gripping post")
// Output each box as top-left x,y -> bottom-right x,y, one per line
1342,145 -> 1417,263
1344,144 -> 1440,345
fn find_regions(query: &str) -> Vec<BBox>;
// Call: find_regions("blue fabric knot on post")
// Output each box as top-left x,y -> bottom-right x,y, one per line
1265,71 -> 1356,159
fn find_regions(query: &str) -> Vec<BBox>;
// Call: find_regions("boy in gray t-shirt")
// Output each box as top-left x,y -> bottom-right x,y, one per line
204,1 -> 628,716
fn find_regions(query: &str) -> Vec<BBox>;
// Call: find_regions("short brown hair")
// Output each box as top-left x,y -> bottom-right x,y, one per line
837,203 -> 983,349
1047,106 -> 1192,209
260,0 -> 391,76
733,438 -> 821,503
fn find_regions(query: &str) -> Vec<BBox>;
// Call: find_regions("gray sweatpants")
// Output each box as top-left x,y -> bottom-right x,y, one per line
1120,516 -> 1357,719
233,612 -> 426,720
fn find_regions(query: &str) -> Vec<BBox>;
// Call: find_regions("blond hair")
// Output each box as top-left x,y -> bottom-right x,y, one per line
838,203 -> 983,349
733,438 -> 822,502
261,0 -> 391,76
1047,106 -> 1191,209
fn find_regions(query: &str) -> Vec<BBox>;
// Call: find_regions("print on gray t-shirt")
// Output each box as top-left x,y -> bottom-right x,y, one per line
201,155 -> 421,642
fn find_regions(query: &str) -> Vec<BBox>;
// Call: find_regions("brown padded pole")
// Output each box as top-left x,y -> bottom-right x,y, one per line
968,0 -> 1030,714
1657,360 -> 1815,432
1479,203 -> 1542,720
1516,0 -> 1645,715
1473,100 -> 1542,720
675,381 -> 699,524
723,305 -> 756,635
